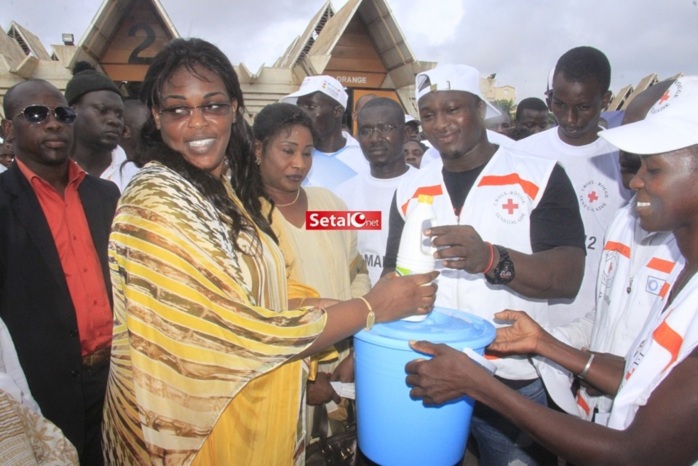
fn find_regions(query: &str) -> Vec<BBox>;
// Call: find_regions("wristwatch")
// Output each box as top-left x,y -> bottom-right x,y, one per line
485,245 -> 515,285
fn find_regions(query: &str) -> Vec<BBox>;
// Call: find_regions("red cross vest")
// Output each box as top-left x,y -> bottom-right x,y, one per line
395,147 -> 557,380
608,272 -> 698,430
576,201 -> 683,422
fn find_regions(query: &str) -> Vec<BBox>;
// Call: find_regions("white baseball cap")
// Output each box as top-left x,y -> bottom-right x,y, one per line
415,64 -> 501,118
546,66 -> 555,96
599,76 -> 698,155
281,75 -> 348,109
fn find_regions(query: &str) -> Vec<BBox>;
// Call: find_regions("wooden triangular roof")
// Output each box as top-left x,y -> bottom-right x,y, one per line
274,3 -> 335,69
72,0 -> 179,71
279,0 -> 427,90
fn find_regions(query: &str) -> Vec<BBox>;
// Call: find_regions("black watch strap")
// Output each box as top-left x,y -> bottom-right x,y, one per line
485,245 -> 515,285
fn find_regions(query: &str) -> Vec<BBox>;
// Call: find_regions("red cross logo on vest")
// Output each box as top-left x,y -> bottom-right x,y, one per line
658,90 -> 671,105
588,191 -> 599,203
502,198 -> 519,215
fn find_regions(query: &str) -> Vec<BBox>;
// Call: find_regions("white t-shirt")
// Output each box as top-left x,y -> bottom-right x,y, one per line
336,166 -> 419,285
102,146 -> 139,193
304,131 -> 369,198
515,127 -> 631,327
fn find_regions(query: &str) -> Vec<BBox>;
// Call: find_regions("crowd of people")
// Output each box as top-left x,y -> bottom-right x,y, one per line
0,35 -> 696,466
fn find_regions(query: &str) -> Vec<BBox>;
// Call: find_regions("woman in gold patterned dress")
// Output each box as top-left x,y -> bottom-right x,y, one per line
101,38 -> 437,466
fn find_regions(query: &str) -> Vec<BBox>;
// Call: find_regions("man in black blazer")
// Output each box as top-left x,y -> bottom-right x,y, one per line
0,79 -> 119,465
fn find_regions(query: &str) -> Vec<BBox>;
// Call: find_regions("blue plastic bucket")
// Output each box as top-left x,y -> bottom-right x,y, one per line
354,307 -> 495,466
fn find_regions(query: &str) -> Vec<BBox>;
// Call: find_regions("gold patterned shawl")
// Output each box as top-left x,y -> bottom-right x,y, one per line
102,162 -> 326,465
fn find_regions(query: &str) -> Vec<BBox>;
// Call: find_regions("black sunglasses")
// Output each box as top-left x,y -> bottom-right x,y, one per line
13,105 -> 77,125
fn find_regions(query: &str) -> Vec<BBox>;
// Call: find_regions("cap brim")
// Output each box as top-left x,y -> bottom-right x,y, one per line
280,88 -> 310,106
598,118 -> 698,155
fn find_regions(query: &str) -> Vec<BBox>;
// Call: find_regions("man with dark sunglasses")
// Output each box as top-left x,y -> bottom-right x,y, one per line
66,62 -> 138,193
0,79 -> 119,465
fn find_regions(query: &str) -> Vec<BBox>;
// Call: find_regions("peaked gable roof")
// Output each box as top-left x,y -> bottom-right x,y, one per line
308,0 -> 361,59
8,21 -> 50,61
0,25 -> 27,69
72,0 -> 178,70
287,0 -> 421,89
274,2 -> 335,69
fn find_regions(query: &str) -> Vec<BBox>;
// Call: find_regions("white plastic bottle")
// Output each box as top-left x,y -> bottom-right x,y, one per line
396,194 -> 437,322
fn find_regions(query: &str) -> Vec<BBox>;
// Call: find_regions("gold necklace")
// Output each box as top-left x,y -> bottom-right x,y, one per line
276,189 -> 301,208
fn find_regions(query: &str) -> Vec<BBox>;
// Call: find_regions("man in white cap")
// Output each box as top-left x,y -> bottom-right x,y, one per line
282,75 -> 369,192
419,89 -> 515,167
406,75 -> 698,466
384,63 -> 586,465
515,47 -> 632,329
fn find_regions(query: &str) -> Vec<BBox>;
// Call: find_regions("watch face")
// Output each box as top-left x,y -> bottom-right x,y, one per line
494,246 -> 515,284
499,267 -> 514,281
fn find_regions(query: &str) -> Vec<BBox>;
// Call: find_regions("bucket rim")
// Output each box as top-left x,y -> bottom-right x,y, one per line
355,307 -> 495,350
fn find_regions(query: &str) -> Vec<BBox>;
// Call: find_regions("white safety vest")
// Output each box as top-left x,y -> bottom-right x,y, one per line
577,201 -> 683,421
608,272 -> 698,433
395,147 -> 556,380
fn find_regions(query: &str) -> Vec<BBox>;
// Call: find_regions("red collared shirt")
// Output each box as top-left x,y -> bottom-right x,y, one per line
16,158 -> 112,356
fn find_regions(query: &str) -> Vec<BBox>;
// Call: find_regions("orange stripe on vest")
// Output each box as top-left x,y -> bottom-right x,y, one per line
647,257 -> 676,274
652,319 -> 683,372
477,174 -> 540,199
576,393 -> 591,416
659,282 -> 671,298
401,185 -> 443,215
604,241 -> 631,259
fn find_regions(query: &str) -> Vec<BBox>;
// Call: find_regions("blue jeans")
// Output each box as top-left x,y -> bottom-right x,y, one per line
470,378 -> 557,466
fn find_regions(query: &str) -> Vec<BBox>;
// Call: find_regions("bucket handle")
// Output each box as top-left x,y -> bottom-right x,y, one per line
462,347 -> 496,375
